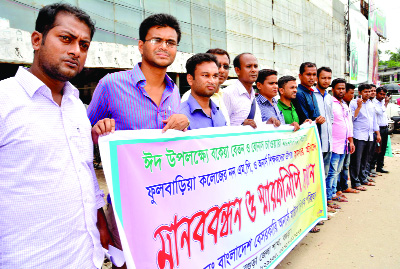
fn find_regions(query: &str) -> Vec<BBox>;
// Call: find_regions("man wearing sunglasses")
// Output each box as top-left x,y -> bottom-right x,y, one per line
181,48 -> 231,125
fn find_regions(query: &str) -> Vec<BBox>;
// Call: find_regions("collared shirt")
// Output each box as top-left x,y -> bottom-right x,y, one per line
372,98 -> 388,127
313,87 -> 333,152
350,99 -> 379,141
179,94 -> 226,130
293,84 -> 321,123
222,79 -> 262,126
0,67 -> 105,268
256,94 -> 285,123
87,63 -> 180,130
332,97 -> 353,154
277,99 -> 299,124
181,88 -> 230,125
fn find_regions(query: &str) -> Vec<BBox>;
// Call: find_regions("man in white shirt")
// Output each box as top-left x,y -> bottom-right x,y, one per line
223,53 -> 262,128
0,4 -> 111,268
371,86 -> 390,173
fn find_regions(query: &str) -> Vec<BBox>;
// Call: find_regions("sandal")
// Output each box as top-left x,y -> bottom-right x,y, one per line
332,196 -> 348,202
343,188 -> 360,193
355,186 -> 367,191
362,182 -> 375,186
327,202 -> 341,209
368,178 -> 376,183
310,226 -> 320,233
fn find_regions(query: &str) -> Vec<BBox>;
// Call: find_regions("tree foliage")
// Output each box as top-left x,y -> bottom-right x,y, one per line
379,48 -> 400,67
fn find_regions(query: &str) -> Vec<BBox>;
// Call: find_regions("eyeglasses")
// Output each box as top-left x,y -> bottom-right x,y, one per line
144,38 -> 178,48
219,64 -> 230,70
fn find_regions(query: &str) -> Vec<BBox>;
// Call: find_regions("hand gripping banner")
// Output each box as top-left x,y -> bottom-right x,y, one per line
99,124 -> 327,269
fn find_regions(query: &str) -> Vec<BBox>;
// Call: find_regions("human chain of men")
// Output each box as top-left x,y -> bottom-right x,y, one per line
0,2 -> 390,268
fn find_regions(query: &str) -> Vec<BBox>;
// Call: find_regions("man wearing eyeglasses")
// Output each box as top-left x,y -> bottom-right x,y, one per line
181,48 -> 231,125
87,14 -> 189,267
88,13 -> 189,136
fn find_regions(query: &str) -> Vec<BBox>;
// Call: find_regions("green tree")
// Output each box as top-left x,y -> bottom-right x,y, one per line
379,48 -> 400,66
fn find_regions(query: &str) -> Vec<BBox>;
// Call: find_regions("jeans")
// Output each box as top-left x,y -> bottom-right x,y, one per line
326,153 -> 346,201
337,152 -> 350,192
323,151 -> 332,179
350,138 -> 373,187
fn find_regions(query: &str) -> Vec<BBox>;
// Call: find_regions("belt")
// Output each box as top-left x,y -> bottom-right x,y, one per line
379,126 -> 388,129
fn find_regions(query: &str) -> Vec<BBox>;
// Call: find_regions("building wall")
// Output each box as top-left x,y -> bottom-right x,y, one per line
0,0 -> 345,77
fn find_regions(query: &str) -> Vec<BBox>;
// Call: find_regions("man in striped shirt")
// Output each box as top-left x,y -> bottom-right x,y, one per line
88,13 -> 189,137
87,14 -> 189,265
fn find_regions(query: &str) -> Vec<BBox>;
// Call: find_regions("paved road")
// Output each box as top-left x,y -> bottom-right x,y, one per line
277,134 -> 400,269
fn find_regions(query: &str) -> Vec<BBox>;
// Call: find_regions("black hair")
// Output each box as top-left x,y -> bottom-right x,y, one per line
317,66 -> 332,77
36,3 -> 95,40
370,84 -> 377,88
278,75 -> 297,89
233,52 -> 252,69
358,83 -> 371,92
376,86 -> 387,94
206,48 -> 230,62
299,62 -> 317,74
346,83 -> 356,92
331,78 -> 346,89
139,13 -> 181,43
186,53 -> 218,79
256,69 -> 277,84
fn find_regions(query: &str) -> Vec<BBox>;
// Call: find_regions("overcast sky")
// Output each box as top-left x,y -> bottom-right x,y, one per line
375,0 -> 400,60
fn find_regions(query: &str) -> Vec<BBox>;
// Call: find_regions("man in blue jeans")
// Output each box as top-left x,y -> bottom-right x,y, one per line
314,67 -> 333,178
326,79 -> 355,207
336,83 -> 360,194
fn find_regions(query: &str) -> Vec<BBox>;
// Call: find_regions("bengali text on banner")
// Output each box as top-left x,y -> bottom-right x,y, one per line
99,123 -> 327,269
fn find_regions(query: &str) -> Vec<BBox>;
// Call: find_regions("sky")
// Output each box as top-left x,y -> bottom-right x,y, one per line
374,0 -> 400,60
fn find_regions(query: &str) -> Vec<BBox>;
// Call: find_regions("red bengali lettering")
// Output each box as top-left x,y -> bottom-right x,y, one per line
153,198 -> 242,269
245,191 -> 256,222
258,164 -> 310,214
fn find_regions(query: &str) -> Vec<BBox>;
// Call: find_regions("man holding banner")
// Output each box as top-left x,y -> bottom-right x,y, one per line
179,53 -> 227,129
87,13 -> 189,266
181,48 -> 231,126
0,3 -> 111,268
223,53 -> 262,128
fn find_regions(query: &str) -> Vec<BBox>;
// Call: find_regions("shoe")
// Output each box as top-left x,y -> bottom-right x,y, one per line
376,168 -> 389,173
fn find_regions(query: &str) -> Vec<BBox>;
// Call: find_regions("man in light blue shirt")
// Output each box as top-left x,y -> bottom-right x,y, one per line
314,67 -> 333,178
180,53 -> 227,129
349,84 -> 381,190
